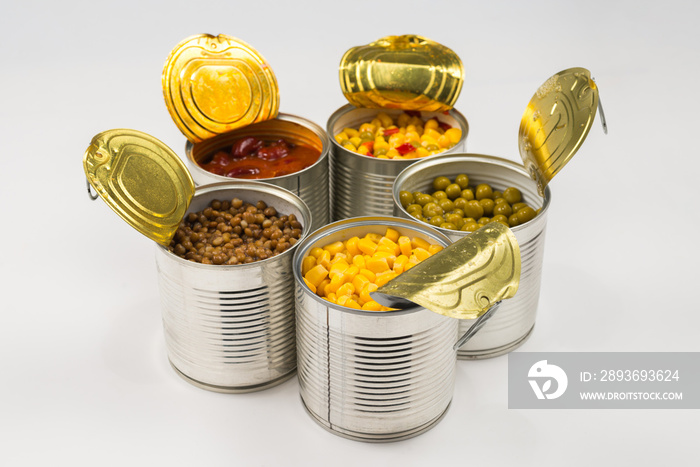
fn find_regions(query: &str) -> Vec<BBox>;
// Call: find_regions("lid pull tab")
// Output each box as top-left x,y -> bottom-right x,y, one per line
86,178 -> 99,200
594,79 -> 608,135
453,301 -> 501,350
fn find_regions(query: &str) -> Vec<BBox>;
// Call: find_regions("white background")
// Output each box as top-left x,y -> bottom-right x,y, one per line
1,1 -> 698,465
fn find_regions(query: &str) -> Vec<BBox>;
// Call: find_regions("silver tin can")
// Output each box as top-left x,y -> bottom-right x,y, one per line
392,154 -> 551,359
293,217 -> 457,442
326,105 -> 468,221
155,181 -> 312,392
184,113 -> 330,233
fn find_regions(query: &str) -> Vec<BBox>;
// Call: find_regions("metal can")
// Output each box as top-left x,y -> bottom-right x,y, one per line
184,114 -> 330,233
293,217 -> 457,441
156,181 -> 312,392
326,105 -> 468,221
392,154 -> 551,359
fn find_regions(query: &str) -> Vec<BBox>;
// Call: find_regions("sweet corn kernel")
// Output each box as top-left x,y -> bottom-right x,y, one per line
303,278 -> 317,294
359,283 -> 379,303
343,265 -> 359,283
318,250 -> 331,269
301,255 -> 316,276
357,238 -> 378,255
336,282 -> 356,297
305,264 -> 328,288
398,236 -> 412,256
361,300 -> 383,311
366,256 -> 390,274
309,247 -> 324,259
445,128 -> 462,144
413,247 -> 431,262
437,135 -> 451,148
384,228 -> 400,242
329,260 -> 349,278
317,279 -> 331,297
375,271 -> 398,287
424,118 -> 439,130
350,136 -> 362,147
428,244 -> 444,255
352,254 -> 366,269
411,237 -> 430,250
352,274 -> 370,293
323,241 -> 345,256
359,268 -> 376,282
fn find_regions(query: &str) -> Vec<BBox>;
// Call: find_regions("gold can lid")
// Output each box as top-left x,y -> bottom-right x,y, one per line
339,35 -> 464,112
373,222 -> 521,320
519,67 -> 600,195
162,34 -> 280,143
83,129 -> 195,246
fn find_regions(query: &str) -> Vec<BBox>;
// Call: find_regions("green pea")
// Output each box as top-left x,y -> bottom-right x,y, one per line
438,199 -> 455,212
464,200 -> 484,219
491,215 -> 509,226
503,187 -> 522,204
432,190 -> 448,201
454,197 -> 469,211
415,193 -> 432,206
359,130 -> 374,141
426,144 -> 440,152
406,204 -> 423,215
461,189 -> 475,201
461,222 -> 479,232
493,202 -> 513,218
517,206 -> 537,224
508,213 -> 521,227
479,198 -> 495,216
445,183 -> 462,200
440,222 -> 457,230
512,202 -> 528,212
374,148 -> 388,156
455,174 -> 469,189
399,191 -> 414,208
433,176 -> 451,191
445,212 -> 463,225
477,217 -> 491,225
475,184 -> 493,200
492,190 -> 503,200
429,215 -> 445,227
423,202 -> 443,218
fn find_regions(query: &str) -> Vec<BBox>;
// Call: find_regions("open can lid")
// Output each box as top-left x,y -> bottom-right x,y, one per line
83,129 -> 195,246
519,67 -> 600,195
339,35 -> 464,112
162,34 -> 280,143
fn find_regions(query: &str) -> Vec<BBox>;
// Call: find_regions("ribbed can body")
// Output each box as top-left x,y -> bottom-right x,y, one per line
293,217 -> 457,441
156,182 -> 312,392
393,154 -> 551,359
185,114 -> 330,233
327,105 -> 468,221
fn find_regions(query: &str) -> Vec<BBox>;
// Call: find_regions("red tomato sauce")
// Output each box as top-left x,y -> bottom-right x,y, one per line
201,136 -> 321,179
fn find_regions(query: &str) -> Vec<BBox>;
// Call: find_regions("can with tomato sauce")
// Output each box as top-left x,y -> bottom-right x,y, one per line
163,34 -> 330,232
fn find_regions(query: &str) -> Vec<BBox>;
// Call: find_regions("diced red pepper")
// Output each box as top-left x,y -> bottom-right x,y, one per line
404,110 -> 422,118
361,141 -> 374,156
437,119 -> 452,131
396,143 -> 416,155
382,128 -> 400,136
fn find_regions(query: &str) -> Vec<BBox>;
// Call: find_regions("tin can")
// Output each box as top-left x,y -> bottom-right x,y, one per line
392,154 -> 551,359
156,181 -> 312,392
293,217 -> 457,441
327,105 -> 468,221
184,114 -> 330,233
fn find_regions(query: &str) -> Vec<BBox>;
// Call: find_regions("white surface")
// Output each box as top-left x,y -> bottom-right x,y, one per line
1,1 -> 699,465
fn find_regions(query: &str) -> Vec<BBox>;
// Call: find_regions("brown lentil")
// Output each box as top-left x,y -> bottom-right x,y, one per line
168,198 -> 303,264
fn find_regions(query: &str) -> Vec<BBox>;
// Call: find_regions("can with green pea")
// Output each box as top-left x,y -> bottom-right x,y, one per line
392,153 -> 551,359
327,105 -> 468,221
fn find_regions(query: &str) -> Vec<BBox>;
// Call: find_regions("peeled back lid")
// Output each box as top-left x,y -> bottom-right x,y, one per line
519,67 -> 602,195
162,33 -> 280,143
339,35 -> 464,112
83,129 -> 195,246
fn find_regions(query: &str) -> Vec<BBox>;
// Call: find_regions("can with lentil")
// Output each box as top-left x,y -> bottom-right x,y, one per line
393,154 -> 551,359
293,217 -> 457,441
157,180 -> 312,391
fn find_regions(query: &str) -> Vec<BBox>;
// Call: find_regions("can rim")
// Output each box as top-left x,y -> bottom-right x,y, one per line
326,104 -> 469,164
158,180 -> 313,269
392,152 -> 552,237
184,113 -> 330,183
292,216 -> 452,317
